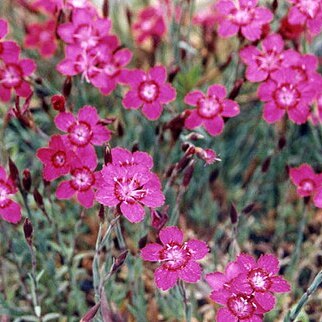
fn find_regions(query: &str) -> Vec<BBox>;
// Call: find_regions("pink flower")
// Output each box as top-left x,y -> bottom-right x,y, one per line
287,0 -> 322,37
240,34 -> 285,82
58,8 -> 111,50
24,20 -> 57,58
54,105 -> 111,147
36,135 -> 76,181
184,84 -> 240,136
96,164 -> 165,223
193,5 -> 220,30
110,147 -> 154,169
0,166 -> 22,224
32,0 -> 63,14
0,20 -> 20,62
215,0 -> 273,41
233,254 -> 291,312
0,50 -> 36,102
207,254 -> 290,322
121,66 -> 176,120
56,148 -> 101,208
141,226 -> 208,291
258,67 -> 315,124
289,164 -> 322,207
133,6 -> 166,44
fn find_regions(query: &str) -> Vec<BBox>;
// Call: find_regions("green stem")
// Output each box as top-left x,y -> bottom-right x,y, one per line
284,270 -> 322,322
178,280 -> 192,322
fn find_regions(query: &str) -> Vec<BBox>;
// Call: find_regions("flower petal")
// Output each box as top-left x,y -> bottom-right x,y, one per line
178,261 -> 202,283
186,239 -> 208,260
141,243 -> 163,261
154,267 -> 178,291
120,202 -> 145,223
159,226 -> 183,245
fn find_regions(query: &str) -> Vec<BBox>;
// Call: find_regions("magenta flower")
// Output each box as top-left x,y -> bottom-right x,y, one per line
56,149 -> 101,208
133,6 -> 166,44
121,66 -> 176,120
215,0 -> 273,41
36,135 -> 76,181
233,254 -> 291,312
0,166 -> 21,224
289,164 -> 322,207
111,147 -> 153,169
184,84 -> 240,136
58,8 -> 111,50
207,254 -> 290,322
287,0 -> 322,37
141,226 -> 208,291
240,34 -> 285,82
24,20 -> 57,58
54,105 -> 111,148
96,164 -> 164,223
0,46 -> 36,102
0,19 -> 20,62
258,68 -> 316,124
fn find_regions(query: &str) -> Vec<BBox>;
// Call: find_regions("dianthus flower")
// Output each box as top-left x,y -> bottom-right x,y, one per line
96,164 -> 164,223
289,164 -> 322,207
184,84 -> 240,136
56,149 -> 101,208
215,0 -> 273,41
110,147 -> 153,169
0,19 -> 20,62
24,20 -> 57,58
141,226 -> 208,291
193,5 -> 220,30
121,66 -> 176,120
36,135 -> 76,181
54,105 -> 111,147
32,0 -> 93,15
58,8 -> 111,50
207,254 -> 290,322
258,67 -> 315,124
0,166 -> 22,224
240,34 -> 286,82
287,0 -> 322,37
133,6 -> 167,44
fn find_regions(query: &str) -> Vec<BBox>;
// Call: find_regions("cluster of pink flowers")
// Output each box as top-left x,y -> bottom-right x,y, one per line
0,166 -> 21,224
57,7 -> 132,96
37,105 -> 111,208
289,164 -> 322,208
286,0 -> 322,37
141,226 -> 209,290
0,19 -> 36,102
239,32 -> 321,124
206,254 -> 290,322
184,84 -> 240,136
96,147 -> 165,223
31,0 -> 93,15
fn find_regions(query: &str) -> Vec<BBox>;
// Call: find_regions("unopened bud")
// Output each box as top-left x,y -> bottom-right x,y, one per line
151,208 -> 168,231
138,234 -> 148,249
184,132 -> 205,141
228,79 -> 244,100
8,158 -> 20,187
230,203 -> 238,224
261,156 -> 271,173
131,142 -> 139,153
22,169 -> 32,192
183,161 -> 194,187
242,203 -> 256,214
51,95 -> 65,112
80,302 -> 101,322
33,188 -> 44,210
104,145 -> 112,165
278,136 -> 286,150
102,0 -> 109,18
176,154 -> 192,172
98,204 -> 105,222
111,250 -> 128,275
23,218 -> 33,246
62,76 -> 72,98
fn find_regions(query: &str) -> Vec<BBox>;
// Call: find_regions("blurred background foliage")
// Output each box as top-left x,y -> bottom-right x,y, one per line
0,0 -> 321,321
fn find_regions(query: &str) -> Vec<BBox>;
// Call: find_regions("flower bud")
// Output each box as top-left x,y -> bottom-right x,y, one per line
23,218 -> 33,246
62,76 -> 72,98
51,95 -> 65,112
230,203 -> 238,224
151,208 -> 168,231
22,168 -> 32,192
8,158 -> 20,187
111,250 -> 128,275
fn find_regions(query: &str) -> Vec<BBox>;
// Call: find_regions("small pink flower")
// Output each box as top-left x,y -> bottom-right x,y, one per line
193,5 -> 220,30
184,84 -> 240,136
287,0 -> 322,37
54,105 -> 111,147
0,20 -> 20,62
121,66 -> 176,120
0,166 -> 22,224
24,20 -> 57,58
58,8 -> 111,50
0,19 -> 8,39
36,135 -> 76,181
258,67 -> 315,124
289,164 -> 322,208
56,148 -> 101,208
110,147 -> 154,169
96,164 -> 164,223
233,254 -> 291,312
141,226 -> 208,291
240,34 -> 285,82
216,0 -> 273,41
0,40 -> 36,102
32,0 -> 63,14
133,6 -> 167,44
